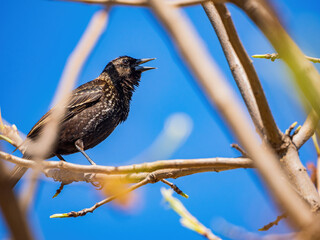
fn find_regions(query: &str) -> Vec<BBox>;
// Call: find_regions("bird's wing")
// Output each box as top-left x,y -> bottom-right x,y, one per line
27,79 -> 106,139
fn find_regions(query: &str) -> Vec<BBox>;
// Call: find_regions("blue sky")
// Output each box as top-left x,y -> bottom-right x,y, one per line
1,0 -> 320,239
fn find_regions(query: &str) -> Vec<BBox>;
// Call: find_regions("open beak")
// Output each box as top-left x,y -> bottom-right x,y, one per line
135,58 -> 156,72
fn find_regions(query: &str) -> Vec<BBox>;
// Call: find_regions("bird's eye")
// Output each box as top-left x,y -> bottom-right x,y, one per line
123,59 -> 129,65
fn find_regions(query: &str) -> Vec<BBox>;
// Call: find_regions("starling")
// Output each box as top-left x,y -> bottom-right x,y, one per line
10,56 -> 155,188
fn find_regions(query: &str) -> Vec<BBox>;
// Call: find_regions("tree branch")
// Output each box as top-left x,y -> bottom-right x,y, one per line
202,2 -> 264,137
51,177 -> 150,218
0,150 -> 253,176
202,2 -> 283,147
253,53 -> 320,64
293,110 -> 319,149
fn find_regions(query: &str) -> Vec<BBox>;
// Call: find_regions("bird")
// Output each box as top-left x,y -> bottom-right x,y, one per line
9,56 -> 155,188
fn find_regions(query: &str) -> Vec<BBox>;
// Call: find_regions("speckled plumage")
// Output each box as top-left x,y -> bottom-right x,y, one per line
9,56 -> 155,188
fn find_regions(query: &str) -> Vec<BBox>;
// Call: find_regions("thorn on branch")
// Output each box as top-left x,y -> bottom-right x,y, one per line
231,144 -> 248,157
258,213 -> 287,231
161,179 -> 189,198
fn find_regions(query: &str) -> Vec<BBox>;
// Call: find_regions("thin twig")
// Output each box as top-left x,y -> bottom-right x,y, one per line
253,53 -> 320,64
230,143 -> 247,157
293,110 -> 319,149
148,0 -> 313,229
161,179 -> 189,198
258,213 -> 287,231
53,183 -> 67,199
50,176 -> 150,218
285,121 -> 298,137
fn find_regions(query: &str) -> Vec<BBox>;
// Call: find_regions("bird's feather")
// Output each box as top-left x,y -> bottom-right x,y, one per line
27,79 -> 106,139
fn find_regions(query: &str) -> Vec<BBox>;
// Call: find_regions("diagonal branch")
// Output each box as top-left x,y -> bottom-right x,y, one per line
293,110 -> 319,149
230,0 -> 320,131
202,2 -> 282,147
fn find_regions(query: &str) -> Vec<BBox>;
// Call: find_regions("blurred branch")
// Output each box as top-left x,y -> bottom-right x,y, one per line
253,53 -> 320,64
148,0 -> 313,229
202,2 -> 283,147
61,0 -> 215,7
293,110 -> 319,149
19,8 -> 110,211
0,162 -> 34,240
161,188 -> 221,240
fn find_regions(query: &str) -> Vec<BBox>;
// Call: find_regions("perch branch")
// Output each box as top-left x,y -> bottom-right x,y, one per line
0,151 -> 253,175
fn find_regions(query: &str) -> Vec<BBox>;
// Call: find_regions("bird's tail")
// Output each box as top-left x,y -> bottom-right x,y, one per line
8,154 -> 30,189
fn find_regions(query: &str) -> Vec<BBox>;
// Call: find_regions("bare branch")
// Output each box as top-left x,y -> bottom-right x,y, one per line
50,177 -> 149,218
253,53 -> 320,64
0,151 -> 253,175
202,2 -> 283,147
45,166 -> 250,185
148,0 -> 313,229
259,213 -> 286,231
293,110 -> 319,149
161,179 -> 189,198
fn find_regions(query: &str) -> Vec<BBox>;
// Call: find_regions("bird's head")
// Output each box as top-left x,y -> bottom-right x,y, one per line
101,56 -> 155,91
